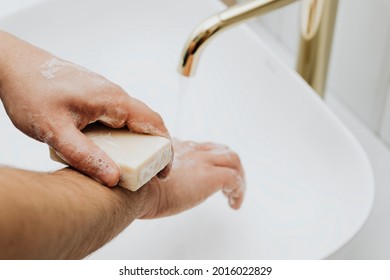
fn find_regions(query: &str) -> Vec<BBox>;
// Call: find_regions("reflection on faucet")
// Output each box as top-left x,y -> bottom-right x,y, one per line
178,0 -> 338,98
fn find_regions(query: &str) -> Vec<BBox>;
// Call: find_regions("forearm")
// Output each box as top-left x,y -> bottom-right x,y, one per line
0,167 -> 152,259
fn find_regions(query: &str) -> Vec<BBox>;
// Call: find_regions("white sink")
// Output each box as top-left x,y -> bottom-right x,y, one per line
0,0 -> 374,259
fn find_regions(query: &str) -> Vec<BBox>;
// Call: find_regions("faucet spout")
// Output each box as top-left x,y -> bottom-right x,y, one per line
178,0 -> 297,77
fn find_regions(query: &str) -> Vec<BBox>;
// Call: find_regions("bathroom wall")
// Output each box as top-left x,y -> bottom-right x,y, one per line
235,0 -> 390,146
0,0 -> 48,17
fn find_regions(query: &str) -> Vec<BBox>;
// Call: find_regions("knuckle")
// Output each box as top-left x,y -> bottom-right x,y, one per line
153,112 -> 165,127
229,151 -> 241,165
112,83 -> 127,95
60,145 -> 87,168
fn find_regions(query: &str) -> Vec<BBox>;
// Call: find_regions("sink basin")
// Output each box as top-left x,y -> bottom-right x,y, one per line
0,0 -> 374,259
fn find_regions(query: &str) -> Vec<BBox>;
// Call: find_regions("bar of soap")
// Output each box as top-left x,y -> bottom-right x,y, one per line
50,126 -> 172,191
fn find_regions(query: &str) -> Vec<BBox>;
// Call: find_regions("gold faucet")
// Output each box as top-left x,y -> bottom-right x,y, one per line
178,0 -> 339,98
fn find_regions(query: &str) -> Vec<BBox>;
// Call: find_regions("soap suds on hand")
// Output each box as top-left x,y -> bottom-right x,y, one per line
98,108 -> 128,128
26,112 -> 54,144
40,57 -> 109,86
50,139 -> 119,181
40,57 -> 63,80
209,144 -> 230,155
171,139 -> 197,169
128,121 -> 168,138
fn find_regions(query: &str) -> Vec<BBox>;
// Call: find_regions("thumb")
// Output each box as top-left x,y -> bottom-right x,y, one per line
50,125 -> 120,186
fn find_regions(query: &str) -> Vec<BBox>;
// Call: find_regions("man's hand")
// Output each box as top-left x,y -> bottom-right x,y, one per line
0,30 -> 171,186
141,140 -> 245,218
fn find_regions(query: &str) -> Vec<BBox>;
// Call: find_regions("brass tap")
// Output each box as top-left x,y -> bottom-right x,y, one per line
178,0 -> 339,97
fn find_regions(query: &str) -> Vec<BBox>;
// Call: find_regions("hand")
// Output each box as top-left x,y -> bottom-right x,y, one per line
0,31 -> 172,186
140,140 -> 245,219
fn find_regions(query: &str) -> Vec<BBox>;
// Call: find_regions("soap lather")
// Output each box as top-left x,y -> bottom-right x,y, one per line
50,125 -> 172,191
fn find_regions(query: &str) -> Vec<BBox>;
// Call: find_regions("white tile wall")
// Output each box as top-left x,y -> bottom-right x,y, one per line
328,0 -> 390,132
239,0 -> 390,146
256,1 -> 300,58
380,85 -> 390,142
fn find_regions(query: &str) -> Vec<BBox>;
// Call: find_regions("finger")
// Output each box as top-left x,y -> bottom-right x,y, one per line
196,142 -> 229,152
173,141 -> 226,153
122,95 -> 169,138
220,168 -> 245,210
50,124 -> 120,187
207,168 -> 245,210
171,140 -> 197,161
97,107 -> 128,129
194,167 -> 245,210
196,148 -> 244,177
124,98 -> 173,178
227,184 -> 245,210
121,93 -> 172,178
98,89 -> 173,178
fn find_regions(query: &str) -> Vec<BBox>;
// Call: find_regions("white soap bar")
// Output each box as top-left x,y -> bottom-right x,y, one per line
50,126 -> 172,191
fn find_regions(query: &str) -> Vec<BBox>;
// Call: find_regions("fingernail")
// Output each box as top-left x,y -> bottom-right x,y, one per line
222,189 -> 231,198
229,196 -> 236,208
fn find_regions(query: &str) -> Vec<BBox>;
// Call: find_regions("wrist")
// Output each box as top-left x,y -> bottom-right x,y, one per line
135,177 -> 161,219
52,168 -> 153,220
